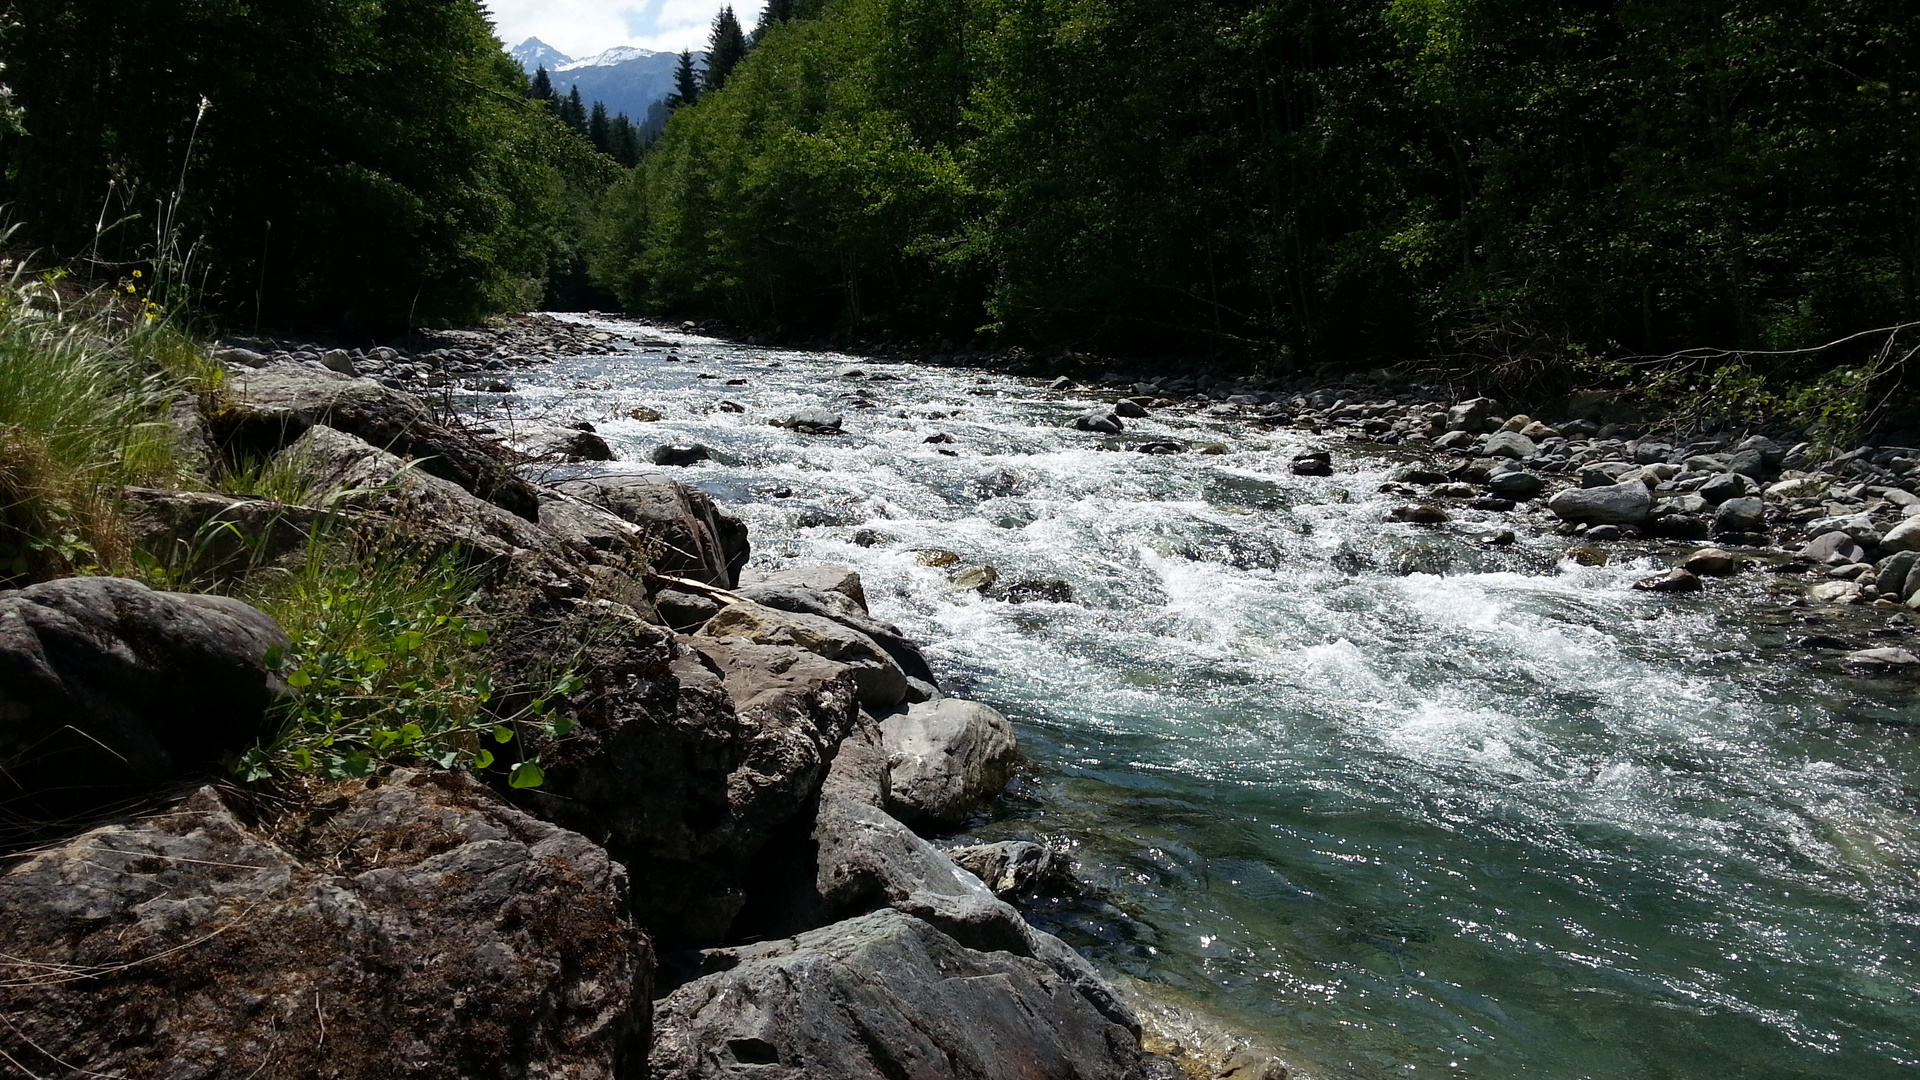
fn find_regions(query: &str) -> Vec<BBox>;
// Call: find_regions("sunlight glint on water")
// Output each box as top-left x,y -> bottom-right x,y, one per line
470,322 -> 1920,1080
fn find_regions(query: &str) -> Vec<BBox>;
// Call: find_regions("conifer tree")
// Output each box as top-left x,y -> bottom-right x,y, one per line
752,0 -> 795,45
588,100 -> 610,153
529,65 -> 553,101
705,7 -> 748,94
665,50 -> 701,110
608,114 -> 641,167
559,85 -> 588,133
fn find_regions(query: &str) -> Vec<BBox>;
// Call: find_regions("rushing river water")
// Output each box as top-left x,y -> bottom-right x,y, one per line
464,320 -> 1919,1080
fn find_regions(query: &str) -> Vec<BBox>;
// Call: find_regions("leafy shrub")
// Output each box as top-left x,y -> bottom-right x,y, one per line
239,548 -> 577,789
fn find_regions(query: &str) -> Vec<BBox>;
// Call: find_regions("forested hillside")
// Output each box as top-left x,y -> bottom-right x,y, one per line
0,0 -> 614,329
592,0 -> 1918,385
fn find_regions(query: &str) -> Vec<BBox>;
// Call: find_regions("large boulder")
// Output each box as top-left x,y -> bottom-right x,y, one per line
1547,480 -> 1654,525
651,908 -> 1145,1080
879,697 -> 1020,828
0,577 -> 288,817
516,628 -> 859,946
556,472 -> 750,588
215,364 -> 538,519
0,772 -> 648,1079
701,599 -> 909,710
121,486 -> 325,582
732,582 -> 938,691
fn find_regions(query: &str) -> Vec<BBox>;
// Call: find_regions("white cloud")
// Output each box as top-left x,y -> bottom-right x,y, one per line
482,0 -> 762,58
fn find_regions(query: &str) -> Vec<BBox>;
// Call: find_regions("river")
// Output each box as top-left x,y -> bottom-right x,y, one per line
462,320 -> 1920,1080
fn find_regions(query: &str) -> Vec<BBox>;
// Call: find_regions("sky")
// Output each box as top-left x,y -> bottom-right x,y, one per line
482,0 -> 753,59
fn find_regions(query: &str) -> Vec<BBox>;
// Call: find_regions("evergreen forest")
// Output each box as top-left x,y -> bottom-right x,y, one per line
3,0 -> 1916,396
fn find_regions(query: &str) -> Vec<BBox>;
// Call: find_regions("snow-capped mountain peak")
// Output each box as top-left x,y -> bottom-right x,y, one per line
557,46 -> 659,72
510,37 -> 573,74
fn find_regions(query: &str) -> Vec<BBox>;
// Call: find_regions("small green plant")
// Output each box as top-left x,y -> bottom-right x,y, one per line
239,549 -> 579,787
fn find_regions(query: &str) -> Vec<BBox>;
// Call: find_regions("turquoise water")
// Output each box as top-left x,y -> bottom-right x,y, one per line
471,323 -> 1920,1079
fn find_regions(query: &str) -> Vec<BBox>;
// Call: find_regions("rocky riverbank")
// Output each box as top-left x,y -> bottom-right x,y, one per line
0,330 -> 1263,1077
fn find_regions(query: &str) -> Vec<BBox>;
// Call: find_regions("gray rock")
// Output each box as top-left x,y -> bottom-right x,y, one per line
1801,530 -> 1868,566
1073,410 -> 1125,434
702,600 -> 909,709
1809,579 -> 1864,604
1633,568 -> 1702,594
218,365 -> 538,519
738,564 -> 869,609
1883,517 -> 1920,554
821,714 -> 892,807
1446,397 -> 1498,433
1548,481 -> 1654,525
1114,399 -> 1149,419
1482,431 -> 1538,460
1487,471 -> 1545,498
557,472 -> 751,588
655,588 -> 722,632
0,774 -> 648,1079
880,697 -> 1020,828
0,577 -> 288,815
1681,547 -> 1741,576
731,583 -> 936,689
556,429 -> 616,461
949,840 -> 1076,900
1844,647 -> 1919,670
1712,496 -> 1766,535
1877,550 -> 1920,600
651,443 -> 711,466
651,908 -> 1142,1080
1699,472 -> 1759,504
778,407 -> 844,434
319,347 -> 356,373
522,631 -> 858,946
1805,513 -> 1879,541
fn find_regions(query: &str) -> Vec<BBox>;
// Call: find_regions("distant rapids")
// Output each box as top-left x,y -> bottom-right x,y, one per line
457,320 -> 1920,1080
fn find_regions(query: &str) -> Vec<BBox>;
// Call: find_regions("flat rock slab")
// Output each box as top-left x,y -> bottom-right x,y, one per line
702,599 -> 908,709
652,908 -> 1145,1080
0,772 -> 648,1079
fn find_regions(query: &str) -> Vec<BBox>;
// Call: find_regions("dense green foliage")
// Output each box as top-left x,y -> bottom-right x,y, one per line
0,0 -> 617,328
593,0 -> 1919,377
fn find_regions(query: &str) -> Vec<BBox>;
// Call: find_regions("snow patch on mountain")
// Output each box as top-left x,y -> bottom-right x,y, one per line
510,37 -> 573,75
558,46 -> 659,72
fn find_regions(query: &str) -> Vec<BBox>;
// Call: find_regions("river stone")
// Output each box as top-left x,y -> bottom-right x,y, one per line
216,364 -> 539,519
556,472 -> 751,588
739,564 -> 869,608
1801,530 -> 1868,566
1809,580 -> 1864,604
953,564 -> 1000,591
1390,504 -> 1451,524
0,577 -> 289,817
1681,547 -> 1741,576
1712,496 -> 1766,535
652,443 -> 711,466
1114,398 -> 1149,419
1805,513 -> 1878,542
1634,568 -> 1702,594
1073,410 -> 1125,434
1844,647 -> 1919,670
1699,472 -> 1760,504
1482,431 -> 1537,460
731,582 -> 938,690
1487,470 -> 1546,498
1877,550 -> 1920,600
949,840 -> 1076,901
556,429 -> 616,461
702,600 -> 908,709
655,588 -> 722,632
777,407 -> 844,434
651,908 -> 1144,1080
1291,451 -> 1333,476
1883,517 -> 1920,554
0,773 -> 648,1079
520,630 -> 858,946
879,697 -> 1020,828
1446,397 -> 1498,433
1549,481 -> 1653,525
